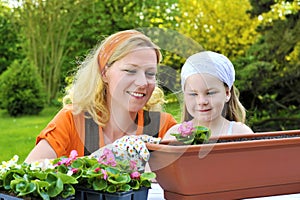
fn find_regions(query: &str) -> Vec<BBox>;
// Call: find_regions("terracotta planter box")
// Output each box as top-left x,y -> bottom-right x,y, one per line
146,130 -> 300,200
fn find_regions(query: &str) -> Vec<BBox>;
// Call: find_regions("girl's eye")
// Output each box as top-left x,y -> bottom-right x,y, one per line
188,92 -> 198,96
146,71 -> 156,77
207,91 -> 217,95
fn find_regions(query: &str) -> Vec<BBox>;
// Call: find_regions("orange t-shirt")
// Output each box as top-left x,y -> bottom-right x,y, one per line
36,107 -> 177,158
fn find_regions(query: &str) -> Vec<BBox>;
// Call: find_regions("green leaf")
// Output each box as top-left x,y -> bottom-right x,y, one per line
46,173 -> 64,197
130,179 -> 140,190
105,166 -> 121,176
119,184 -> 131,191
71,159 -> 84,169
56,172 -> 78,184
140,180 -> 151,188
108,174 -> 130,185
140,172 -> 156,180
106,185 -> 117,193
3,171 -> 14,189
61,184 -> 75,199
28,170 -> 47,180
17,182 -> 36,196
92,178 -> 107,191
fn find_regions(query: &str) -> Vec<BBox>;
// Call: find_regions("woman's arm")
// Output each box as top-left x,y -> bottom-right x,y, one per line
161,124 -> 180,141
24,139 -> 57,163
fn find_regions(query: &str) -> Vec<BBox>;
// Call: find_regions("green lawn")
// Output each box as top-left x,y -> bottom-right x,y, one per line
0,102 -> 181,163
0,106 -> 60,162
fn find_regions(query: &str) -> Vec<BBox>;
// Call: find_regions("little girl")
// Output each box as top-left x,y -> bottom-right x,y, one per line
164,51 -> 253,139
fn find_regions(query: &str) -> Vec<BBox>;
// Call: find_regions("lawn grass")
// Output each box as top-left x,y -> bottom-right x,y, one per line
0,102 -> 181,163
0,106 -> 61,162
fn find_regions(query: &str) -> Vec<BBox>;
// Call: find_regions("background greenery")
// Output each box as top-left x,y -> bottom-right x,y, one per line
0,0 -> 299,161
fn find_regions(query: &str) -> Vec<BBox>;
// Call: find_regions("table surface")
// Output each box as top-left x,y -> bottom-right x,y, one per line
148,183 -> 300,200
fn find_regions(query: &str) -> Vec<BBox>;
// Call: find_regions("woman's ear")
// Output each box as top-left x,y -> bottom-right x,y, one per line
101,67 -> 108,83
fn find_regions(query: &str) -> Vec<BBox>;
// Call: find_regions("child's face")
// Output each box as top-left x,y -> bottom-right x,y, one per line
104,48 -> 157,113
184,73 -> 230,122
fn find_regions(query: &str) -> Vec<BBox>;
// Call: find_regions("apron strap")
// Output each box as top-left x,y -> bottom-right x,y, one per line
84,110 -> 161,156
142,110 -> 160,137
84,116 -> 99,156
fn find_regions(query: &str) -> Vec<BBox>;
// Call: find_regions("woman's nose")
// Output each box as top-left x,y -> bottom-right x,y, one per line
135,73 -> 148,87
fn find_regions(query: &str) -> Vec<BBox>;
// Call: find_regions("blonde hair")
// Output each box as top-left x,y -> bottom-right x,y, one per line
63,30 -> 162,126
223,85 -> 246,123
182,84 -> 246,123
144,87 -> 166,111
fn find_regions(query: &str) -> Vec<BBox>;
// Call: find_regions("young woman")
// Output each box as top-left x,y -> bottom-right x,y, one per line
25,30 -> 176,163
164,51 -> 253,139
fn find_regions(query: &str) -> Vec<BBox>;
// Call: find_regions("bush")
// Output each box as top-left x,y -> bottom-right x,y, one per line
0,59 -> 46,116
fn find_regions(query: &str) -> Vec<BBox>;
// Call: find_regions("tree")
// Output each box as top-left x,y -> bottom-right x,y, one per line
0,59 -> 45,116
236,0 -> 300,130
0,2 -> 21,74
177,0 -> 259,59
13,0 -> 91,104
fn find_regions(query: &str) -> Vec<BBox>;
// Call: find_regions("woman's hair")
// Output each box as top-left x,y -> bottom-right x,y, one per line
182,84 -> 246,123
143,86 -> 166,112
63,30 -> 162,126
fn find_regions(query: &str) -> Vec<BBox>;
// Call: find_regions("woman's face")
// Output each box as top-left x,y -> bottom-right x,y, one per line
104,48 -> 157,113
184,73 -> 230,122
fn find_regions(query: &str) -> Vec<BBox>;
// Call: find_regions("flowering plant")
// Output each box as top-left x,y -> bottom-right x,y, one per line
0,149 -> 156,200
171,121 -> 211,145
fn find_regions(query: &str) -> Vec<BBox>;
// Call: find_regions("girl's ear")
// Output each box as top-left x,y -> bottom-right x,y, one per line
225,88 -> 231,102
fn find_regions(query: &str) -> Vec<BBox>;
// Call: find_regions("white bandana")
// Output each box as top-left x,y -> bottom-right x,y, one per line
181,51 -> 235,90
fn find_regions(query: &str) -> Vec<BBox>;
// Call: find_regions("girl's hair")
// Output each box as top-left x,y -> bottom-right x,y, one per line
223,85 -> 246,123
182,84 -> 246,123
63,30 -> 162,126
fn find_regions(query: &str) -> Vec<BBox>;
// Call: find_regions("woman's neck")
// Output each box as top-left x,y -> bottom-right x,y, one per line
103,110 -> 138,143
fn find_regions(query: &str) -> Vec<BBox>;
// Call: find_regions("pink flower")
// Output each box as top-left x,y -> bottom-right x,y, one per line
71,168 -> 78,174
130,171 -> 140,179
94,167 -> 101,173
129,160 -> 137,171
98,148 -> 117,167
69,150 -> 78,160
178,121 -> 194,137
101,169 -> 108,180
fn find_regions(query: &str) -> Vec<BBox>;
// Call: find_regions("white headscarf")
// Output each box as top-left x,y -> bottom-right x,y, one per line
181,51 -> 235,90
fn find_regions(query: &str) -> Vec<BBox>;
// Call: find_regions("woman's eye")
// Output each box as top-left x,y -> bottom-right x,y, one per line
124,69 -> 137,74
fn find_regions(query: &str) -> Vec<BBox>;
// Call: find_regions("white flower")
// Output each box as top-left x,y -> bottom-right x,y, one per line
30,161 -> 44,171
0,155 -> 20,173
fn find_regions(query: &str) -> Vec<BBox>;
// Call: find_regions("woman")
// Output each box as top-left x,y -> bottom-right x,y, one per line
164,51 -> 253,139
25,30 -> 176,163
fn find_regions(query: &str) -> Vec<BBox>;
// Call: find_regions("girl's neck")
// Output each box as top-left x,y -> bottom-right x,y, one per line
192,117 -> 229,137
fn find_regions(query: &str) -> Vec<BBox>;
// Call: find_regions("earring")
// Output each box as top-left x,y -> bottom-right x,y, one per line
225,96 -> 230,102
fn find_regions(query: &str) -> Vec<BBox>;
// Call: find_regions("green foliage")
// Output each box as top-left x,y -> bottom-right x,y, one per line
178,0 -> 259,59
0,149 -> 156,199
0,60 -> 46,116
0,2 -> 22,74
64,0 -> 181,90
235,0 -> 300,131
171,121 -> 211,145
